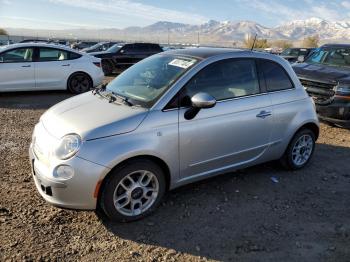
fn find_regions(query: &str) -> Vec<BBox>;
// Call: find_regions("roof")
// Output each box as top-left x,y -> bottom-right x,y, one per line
163,47 -> 248,59
0,42 -> 81,53
321,44 -> 350,48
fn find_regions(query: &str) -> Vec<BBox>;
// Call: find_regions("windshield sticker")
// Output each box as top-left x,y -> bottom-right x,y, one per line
168,59 -> 195,69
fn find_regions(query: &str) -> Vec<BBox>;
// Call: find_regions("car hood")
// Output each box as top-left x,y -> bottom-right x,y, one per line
40,92 -> 148,140
89,51 -> 111,57
293,62 -> 350,84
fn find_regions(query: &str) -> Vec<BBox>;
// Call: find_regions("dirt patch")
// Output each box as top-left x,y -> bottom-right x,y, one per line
0,87 -> 349,261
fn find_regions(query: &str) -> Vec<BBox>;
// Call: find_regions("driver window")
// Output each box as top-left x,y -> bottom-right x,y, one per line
183,59 -> 260,102
0,48 -> 33,63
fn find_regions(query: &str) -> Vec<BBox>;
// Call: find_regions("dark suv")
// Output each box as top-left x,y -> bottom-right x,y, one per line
90,43 -> 163,75
292,44 -> 350,128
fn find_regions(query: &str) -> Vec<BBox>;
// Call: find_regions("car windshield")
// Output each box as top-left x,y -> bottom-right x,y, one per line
106,54 -> 198,108
85,43 -> 104,51
106,44 -> 123,53
305,47 -> 350,67
281,48 -> 308,56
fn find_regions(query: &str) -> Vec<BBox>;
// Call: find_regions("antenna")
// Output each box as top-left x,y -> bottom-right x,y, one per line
251,34 -> 257,51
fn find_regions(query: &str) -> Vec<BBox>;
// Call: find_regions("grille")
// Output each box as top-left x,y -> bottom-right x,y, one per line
299,78 -> 336,105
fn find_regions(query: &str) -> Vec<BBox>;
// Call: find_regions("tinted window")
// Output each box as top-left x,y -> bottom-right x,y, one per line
121,44 -> 134,53
185,59 -> 260,100
306,47 -> 350,67
39,48 -> 69,61
0,48 -> 33,62
69,52 -> 82,60
259,60 -> 293,92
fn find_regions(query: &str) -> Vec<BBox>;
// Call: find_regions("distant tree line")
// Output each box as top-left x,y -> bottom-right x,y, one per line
243,34 -> 320,49
0,28 -> 8,35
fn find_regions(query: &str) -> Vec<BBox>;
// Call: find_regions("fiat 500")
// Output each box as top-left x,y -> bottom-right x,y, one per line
30,48 -> 319,222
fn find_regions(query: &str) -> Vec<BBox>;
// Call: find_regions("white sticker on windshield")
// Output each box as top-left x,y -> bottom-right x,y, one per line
168,59 -> 195,69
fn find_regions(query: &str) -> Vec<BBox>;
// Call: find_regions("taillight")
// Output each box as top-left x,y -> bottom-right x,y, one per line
93,62 -> 101,68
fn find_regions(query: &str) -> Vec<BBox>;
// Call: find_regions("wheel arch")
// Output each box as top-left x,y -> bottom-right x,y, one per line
97,155 -> 171,201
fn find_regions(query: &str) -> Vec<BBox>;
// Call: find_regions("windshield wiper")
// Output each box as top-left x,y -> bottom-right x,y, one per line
92,83 -> 107,95
109,92 -> 134,106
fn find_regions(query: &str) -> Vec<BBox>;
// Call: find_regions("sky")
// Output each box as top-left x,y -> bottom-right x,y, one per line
0,0 -> 350,29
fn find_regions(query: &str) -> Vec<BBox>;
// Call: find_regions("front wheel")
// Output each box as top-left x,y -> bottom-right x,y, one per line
280,129 -> 316,170
100,159 -> 166,222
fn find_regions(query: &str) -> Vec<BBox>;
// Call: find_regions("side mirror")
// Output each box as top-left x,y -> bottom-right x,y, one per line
184,92 -> 216,120
191,92 -> 216,109
297,55 -> 305,63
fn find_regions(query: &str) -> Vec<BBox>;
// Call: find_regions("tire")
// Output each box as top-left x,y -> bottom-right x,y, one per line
67,72 -> 92,94
102,60 -> 114,76
100,159 -> 166,222
280,129 -> 316,170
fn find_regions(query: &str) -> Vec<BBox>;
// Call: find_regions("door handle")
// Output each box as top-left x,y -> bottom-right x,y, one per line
21,65 -> 31,67
256,110 -> 272,119
62,64 -> 70,66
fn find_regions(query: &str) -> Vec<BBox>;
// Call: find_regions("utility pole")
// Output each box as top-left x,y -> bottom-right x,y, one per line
167,27 -> 170,46
197,31 -> 200,47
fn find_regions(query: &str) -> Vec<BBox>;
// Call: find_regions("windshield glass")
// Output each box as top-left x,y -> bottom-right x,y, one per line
305,47 -> 350,67
281,48 -> 308,56
85,43 -> 103,51
106,54 -> 198,108
107,44 -> 123,53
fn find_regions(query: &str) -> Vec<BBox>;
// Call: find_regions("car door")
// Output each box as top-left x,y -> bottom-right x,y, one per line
34,47 -> 71,90
116,44 -> 135,68
257,59 -> 300,149
177,58 -> 273,178
0,47 -> 35,91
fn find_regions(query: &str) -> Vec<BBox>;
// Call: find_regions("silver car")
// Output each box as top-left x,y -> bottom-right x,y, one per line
29,48 -> 319,222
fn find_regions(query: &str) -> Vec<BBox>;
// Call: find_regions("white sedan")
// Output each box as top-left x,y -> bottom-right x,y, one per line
0,43 -> 104,93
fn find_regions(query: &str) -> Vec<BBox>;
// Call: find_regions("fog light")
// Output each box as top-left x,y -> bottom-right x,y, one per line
54,165 -> 74,180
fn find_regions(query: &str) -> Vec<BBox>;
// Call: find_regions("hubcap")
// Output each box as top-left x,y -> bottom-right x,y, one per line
113,170 -> 159,216
292,134 -> 314,166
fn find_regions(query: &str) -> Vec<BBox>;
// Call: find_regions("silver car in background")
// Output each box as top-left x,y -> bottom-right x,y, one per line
29,48 -> 319,222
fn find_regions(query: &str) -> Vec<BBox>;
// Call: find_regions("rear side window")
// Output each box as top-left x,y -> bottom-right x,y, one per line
69,52 -> 82,60
184,59 -> 260,101
259,60 -> 294,92
39,48 -> 69,61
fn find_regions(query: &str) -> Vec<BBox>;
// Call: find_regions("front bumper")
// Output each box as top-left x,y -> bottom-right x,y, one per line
316,98 -> 350,128
29,144 -> 110,210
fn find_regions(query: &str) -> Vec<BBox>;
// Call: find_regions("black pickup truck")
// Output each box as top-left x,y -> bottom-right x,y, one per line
292,44 -> 350,128
90,43 -> 163,75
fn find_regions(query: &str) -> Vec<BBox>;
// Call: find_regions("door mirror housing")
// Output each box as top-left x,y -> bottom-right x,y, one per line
191,92 -> 216,109
297,55 -> 305,63
184,92 -> 216,120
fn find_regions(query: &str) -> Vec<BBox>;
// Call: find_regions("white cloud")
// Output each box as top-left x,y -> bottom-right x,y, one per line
48,0 -> 208,25
0,16 -> 100,29
0,0 -> 11,5
241,0 -> 346,24
341,1 -> 350,9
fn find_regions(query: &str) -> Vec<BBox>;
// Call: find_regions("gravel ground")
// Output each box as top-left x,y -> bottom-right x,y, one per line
1,82 -> 350,261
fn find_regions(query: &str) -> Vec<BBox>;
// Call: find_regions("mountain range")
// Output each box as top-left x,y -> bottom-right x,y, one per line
4,17 -> 350,44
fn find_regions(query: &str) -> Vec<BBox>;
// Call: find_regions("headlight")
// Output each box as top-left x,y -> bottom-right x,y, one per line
55,134 -> 81,160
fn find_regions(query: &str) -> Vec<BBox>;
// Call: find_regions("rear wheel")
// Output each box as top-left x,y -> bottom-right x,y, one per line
102,60 -> 114,76
280,129 -> 316,170
100,159 -> 166,222
67,72 -> 92,94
